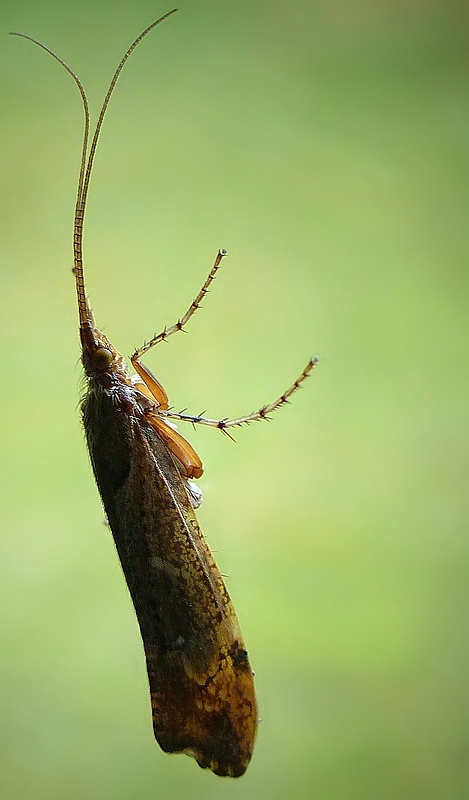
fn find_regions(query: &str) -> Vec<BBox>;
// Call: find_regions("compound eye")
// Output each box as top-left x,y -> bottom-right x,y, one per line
93,347 -> 113,370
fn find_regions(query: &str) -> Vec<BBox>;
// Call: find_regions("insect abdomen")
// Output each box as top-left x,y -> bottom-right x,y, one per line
82,382 -> 258,776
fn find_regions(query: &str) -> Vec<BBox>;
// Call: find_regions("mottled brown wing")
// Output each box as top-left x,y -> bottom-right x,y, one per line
83,387 -> 258,777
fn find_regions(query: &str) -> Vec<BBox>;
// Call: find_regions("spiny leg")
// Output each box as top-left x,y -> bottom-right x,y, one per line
161,358 -> 318,433
131,249 -> 227,362
131,247 -> 227,418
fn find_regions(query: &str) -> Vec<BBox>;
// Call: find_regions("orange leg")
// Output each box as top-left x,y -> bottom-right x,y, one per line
130,356 -> 203,479
147,413 -> 203,479
131,357 -> 169,409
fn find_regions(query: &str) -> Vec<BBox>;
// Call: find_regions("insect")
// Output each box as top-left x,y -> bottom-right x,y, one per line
11,9 -> 317,779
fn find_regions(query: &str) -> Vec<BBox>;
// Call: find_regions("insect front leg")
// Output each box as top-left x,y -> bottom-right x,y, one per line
130,358 -> 170,409
131,249 -> 227,362
129,248 -> 229,475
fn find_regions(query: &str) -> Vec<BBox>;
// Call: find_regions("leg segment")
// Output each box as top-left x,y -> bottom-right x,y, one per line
131,249 -> 227,361
131,359 -> 169,409
161,358 -> 318,432
129,357 -> 203,478
146,412 -> 204,479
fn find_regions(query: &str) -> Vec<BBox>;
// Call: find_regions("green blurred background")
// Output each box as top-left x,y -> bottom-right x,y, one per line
1,1 -> 468,798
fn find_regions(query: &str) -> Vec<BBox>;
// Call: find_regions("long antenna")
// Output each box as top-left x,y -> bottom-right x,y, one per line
10,9 -> 178,335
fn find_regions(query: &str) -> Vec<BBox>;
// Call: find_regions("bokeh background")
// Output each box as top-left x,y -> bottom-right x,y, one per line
1,1 -> 468,798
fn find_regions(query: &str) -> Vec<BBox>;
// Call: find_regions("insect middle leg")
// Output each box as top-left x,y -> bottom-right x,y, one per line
161,358 -> 318,435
